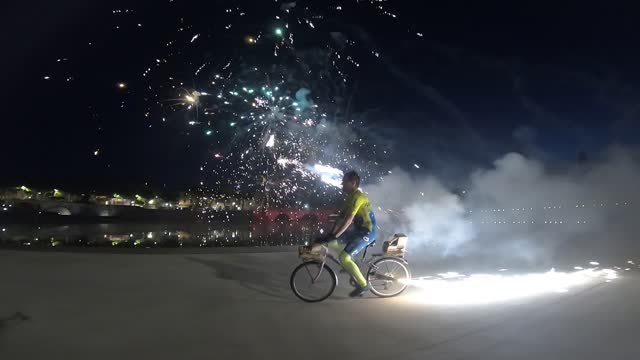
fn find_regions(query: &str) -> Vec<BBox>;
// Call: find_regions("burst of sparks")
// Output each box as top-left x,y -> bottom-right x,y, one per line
265,134 -> 275,148
403,268 -> 618,306
70,1 -> 398,207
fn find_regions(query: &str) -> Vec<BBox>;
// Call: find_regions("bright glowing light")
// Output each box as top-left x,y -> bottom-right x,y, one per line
277,158 -> 301,166
275,28 -> 283,36
117,82 -> 127,89
266,134 -> 275,147
185,95 -> 196,103
206,130 -> 213,136
403,268 -> 618,306
311,164 -> 343,187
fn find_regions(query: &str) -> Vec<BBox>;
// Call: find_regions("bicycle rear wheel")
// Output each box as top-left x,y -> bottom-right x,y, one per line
367,257 -> 411,297
290,261 -> 337,302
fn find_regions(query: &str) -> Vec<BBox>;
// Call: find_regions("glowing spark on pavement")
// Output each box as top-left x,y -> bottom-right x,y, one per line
403,268 -> 618,306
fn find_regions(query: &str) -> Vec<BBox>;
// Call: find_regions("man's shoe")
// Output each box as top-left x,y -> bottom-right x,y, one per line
349,283 -> 371,297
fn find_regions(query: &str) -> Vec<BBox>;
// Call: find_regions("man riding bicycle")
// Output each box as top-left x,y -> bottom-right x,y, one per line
319,170 -> 376,297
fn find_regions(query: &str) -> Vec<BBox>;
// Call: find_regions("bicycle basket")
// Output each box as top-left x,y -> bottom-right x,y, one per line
382,234 -> 408,257
298,244 -> 324,260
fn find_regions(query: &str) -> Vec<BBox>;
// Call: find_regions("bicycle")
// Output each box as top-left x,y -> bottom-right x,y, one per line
290,234 -> 411,302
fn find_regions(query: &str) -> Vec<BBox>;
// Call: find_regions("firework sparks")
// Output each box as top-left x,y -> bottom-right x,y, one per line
403,268 -> 618,306
265,134 -> 275,148
310,164 -> 344,187
66,0 -> 396,207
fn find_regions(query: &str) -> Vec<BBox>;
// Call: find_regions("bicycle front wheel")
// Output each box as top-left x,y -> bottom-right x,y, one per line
290,261 -> 337,302
367,257 -> 411,298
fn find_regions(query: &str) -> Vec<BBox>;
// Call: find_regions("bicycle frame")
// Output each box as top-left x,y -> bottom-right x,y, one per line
310,243 -> 381,283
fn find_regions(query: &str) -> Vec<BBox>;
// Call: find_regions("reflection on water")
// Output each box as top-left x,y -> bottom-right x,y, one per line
0,222 -> 322,249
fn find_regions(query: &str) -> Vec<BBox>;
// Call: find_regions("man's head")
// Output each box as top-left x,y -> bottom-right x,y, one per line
342,170 -> 360,194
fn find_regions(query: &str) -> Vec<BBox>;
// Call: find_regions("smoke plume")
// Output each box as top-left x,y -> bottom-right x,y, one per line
366,145 -> 640,268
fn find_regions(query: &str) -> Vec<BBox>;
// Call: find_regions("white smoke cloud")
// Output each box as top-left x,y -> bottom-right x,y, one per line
294,88 -> 313,111
365,170 -> 474,256
366,145 -> 640,267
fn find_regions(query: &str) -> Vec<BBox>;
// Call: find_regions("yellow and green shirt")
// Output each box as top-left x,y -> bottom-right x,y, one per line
341,189 -> 375,232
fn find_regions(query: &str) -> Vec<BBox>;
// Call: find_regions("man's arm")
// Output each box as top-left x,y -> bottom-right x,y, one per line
329,218 -> 341,236
329,193 -> 365,239
322,214 -> 346,241
331,213 -> 356,239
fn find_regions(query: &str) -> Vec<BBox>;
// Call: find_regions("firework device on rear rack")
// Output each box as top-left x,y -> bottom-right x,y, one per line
383,234 -> 408,258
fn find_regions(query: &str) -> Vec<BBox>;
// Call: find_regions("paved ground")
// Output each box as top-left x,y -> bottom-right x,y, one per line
1,249 -> 639,359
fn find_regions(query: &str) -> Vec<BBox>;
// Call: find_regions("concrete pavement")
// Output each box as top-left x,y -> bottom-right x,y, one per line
1,249 -> 639,359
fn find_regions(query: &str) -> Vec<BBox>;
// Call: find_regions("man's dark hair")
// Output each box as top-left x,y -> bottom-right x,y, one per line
343,170 -> 360,187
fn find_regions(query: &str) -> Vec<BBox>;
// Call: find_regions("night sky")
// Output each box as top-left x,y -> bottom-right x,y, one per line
2,1 -> 639,196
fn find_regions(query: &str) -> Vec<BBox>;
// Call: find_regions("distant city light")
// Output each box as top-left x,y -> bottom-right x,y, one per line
117,82 -> 127,89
